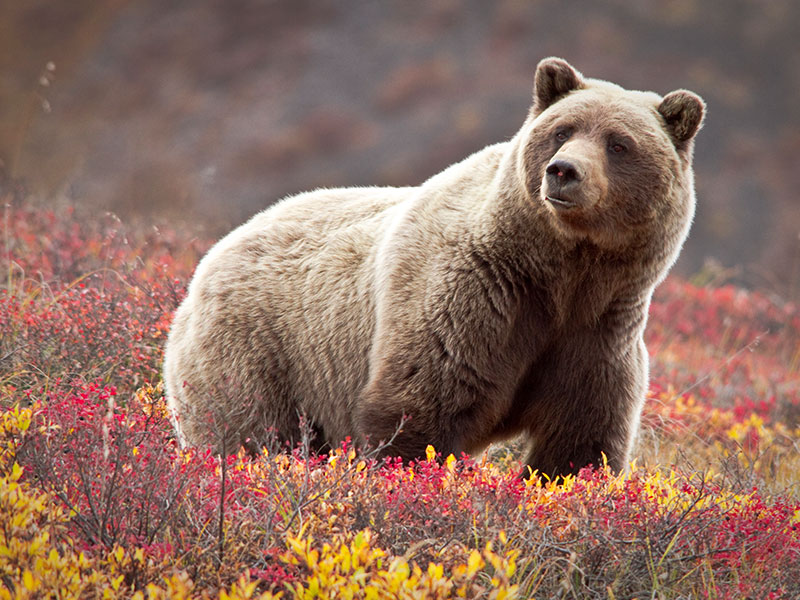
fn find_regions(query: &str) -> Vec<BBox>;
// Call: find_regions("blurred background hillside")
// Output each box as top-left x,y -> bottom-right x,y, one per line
2,0 -> 799,296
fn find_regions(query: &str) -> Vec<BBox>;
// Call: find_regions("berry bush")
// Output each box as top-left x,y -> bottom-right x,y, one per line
1,200 -> 799,599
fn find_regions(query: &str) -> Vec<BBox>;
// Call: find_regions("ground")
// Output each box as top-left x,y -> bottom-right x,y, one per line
1,200 -> 799,599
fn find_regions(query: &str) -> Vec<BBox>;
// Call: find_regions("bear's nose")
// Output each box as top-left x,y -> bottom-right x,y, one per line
545,159 -> 581,184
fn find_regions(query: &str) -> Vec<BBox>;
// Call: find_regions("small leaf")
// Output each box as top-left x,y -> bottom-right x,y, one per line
445,453 -> 456,472
425,445 -> 436,462
467,549 -> 484,577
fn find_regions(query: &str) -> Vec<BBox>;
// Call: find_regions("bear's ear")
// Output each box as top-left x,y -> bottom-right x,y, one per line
658,90 -> 706,148
533,57 -> 584,114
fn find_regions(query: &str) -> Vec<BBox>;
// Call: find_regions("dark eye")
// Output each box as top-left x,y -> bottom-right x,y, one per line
555,128 -> 571,143
609,142 -> 627,154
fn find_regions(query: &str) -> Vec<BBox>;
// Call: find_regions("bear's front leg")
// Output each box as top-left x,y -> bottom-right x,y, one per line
361,232 -> 530,462
522,331 -> 648,478
356,357 -> 466,462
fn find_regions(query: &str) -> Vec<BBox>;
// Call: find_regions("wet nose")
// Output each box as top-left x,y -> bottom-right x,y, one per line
545,159 -> 581,184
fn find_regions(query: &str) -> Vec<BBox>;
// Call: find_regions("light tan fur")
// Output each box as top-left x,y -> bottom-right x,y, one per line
164,58 -> 704,476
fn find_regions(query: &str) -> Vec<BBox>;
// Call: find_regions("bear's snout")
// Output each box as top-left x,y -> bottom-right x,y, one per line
543,157 -> 588,209
546,159 -> 582,185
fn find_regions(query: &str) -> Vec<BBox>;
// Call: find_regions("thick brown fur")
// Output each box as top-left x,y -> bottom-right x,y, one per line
163,58 -> 705,477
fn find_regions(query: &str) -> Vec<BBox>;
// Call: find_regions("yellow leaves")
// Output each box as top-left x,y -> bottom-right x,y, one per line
130,568 -> 282,600
0,469 -> 96,598
455,543 -> 520,599
425,445 -> 436,462
10,405 -> 31,435
21,569 -> 38,593
339,542 -> 353,573
306,546 -> 320,570
0,459 -> 172,600
135,382 -> 169,420
137,572 -> 195,600
285,529 -> 388,598
1,403 -> 35,467
219,573 -> 276,600
505,556 -> 517,579
282,528 -> 521,600
284,529 -> 404,598
492,585 -> 521,600
287,534 -> 314,567
726,413 -> 765,442
466,549 -> 484,577
522,466 -> 538,486
389,558 -> 410,581
326,447 -> 366,474
445,453 -> 456,473
110,574 -> 125,591
2,403 -> 33,436
427,562 -> 444,579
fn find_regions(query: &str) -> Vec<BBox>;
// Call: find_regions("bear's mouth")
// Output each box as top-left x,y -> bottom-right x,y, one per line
545,195 -> 578,210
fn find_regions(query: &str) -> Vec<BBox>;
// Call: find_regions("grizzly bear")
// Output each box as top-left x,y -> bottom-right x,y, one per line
163,58 -> 704,477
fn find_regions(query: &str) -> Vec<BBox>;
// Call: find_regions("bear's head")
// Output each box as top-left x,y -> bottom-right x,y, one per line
521,57 -> 705,257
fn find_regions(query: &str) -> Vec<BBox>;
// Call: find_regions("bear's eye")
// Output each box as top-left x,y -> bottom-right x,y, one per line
554,129 -> 571,143
608,142 -> 627,154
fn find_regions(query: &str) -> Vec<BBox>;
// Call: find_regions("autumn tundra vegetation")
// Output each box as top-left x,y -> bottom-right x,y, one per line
1,198 -> 799,598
